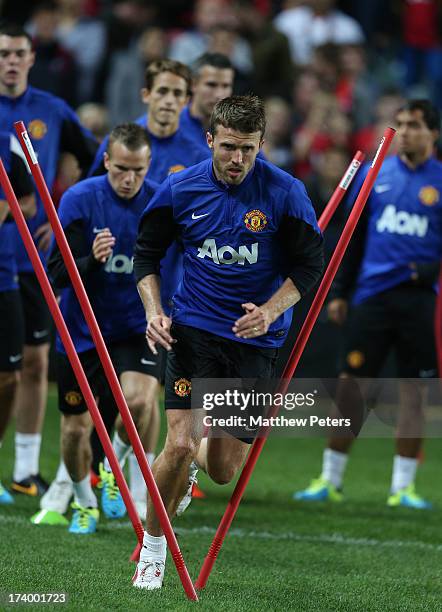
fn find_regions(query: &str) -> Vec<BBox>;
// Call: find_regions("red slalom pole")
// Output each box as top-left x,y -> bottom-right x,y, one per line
13,123 -> 198,601
195,128 -> 395,590
0,159 -> 144,541
319,150 -> 365,232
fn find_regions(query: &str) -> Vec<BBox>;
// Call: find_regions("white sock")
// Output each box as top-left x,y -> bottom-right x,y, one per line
55,460 -> 72,483
73,474 -> 98,508
140,531 -> 167,562
129,452 -> 155,500
391,455 -> 418,493
104,432 -> 131,472
321,448 -> 348,489
14,433 -> 42,481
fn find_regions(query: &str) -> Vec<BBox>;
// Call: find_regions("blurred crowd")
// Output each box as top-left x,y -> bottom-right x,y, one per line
1,0 -> 441,182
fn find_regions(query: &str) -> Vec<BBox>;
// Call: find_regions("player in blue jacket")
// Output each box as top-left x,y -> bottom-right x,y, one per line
0,130 -> 36,504
295,99 -> 442,509
132,95 -> 324,589
0,23 -> 97,496
47,124 -> 159,533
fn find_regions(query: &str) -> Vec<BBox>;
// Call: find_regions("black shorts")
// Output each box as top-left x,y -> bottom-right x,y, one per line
19,272 -> 51,345
57,334 -> 160,415
0,290 -> 25,371
164,322 -> 278,443
342,284 -> 437,379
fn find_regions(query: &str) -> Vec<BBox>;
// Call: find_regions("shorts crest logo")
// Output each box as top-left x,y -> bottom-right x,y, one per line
65,390 -> 83,406
346,351 -> 365,369
168,164 -> 186,175
244,209 -> 268,232
174,378 -> 191,397
419,186 -> 439,206
27,119 -> 47,140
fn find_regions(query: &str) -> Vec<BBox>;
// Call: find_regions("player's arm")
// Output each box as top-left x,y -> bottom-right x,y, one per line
234,214 -> 324,338
48,219 -> 111,289
134,198 -> 178,353
0,145 -> 36,225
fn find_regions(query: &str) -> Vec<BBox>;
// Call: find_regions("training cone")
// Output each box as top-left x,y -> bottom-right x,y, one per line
192,484 -> 206,499
31,509 -> 69,526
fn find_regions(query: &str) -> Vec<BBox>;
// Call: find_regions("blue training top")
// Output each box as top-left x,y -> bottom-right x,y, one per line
135,157 -> 322,348
0,86 -> 96,273
346,155 -> 442,305
54,175 -> 158,353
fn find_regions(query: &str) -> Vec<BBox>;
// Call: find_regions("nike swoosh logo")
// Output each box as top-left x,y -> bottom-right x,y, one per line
192,212 -> 210,220
33,329 -> 48,339
9,354 -> 22,363
93,227 -> 107,234
12,482 -> 38,496
141,358 -> 156,366
374,184 -> 391,194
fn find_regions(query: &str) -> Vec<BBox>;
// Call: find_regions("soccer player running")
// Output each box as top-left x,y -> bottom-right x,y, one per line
295,99 -> 442,509
87,59 -> 209,509
0,24 -> 97,496
47,124 -> 159,533
0,131 -> 36,504
132,95 -> 324,589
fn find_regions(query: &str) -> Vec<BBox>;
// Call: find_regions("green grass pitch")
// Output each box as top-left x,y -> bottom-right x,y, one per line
1,386 -> 441,611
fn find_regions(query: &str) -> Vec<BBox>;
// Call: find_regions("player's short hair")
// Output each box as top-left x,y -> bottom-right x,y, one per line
144,59 -> 192,95
192,53 -> 233,77
0,23 -> 33,48
399,99 -> 440,132
107,123 -> 151,156
209,95 -> 266,138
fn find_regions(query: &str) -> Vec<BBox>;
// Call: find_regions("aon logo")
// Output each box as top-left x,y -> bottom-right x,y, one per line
104,253 -> 133,274
376,205 -> 428,237
197,238 -> 258,265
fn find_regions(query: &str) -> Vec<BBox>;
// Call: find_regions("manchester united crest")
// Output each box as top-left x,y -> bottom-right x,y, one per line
419,186 -> 439,207
244,209 -> 268,232
27,119 -> 47,140
346,351 -> 365,369
65,390 -> 83,406
168,164 -> 186,175
174,378 -> 191,397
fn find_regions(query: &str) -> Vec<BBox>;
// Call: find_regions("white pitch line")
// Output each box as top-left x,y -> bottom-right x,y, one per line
2,514 -> 442,554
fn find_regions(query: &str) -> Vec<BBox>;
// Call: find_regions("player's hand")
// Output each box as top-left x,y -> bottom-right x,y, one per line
92,228 -> 115,263
146,314 -> 175,354
34,222 -> 53,252
232,302 -> 273,339
327,298 -> 348,326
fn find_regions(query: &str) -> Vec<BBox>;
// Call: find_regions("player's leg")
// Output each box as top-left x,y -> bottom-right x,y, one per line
0,289 -> 24,504
57,350 -> 101,533
387,285 -> 436,509
128,394 -> 160,519
12,272 -> 51,495
100,335 -> 161,519
134,323 -> 214,590
295,295 -> 392,501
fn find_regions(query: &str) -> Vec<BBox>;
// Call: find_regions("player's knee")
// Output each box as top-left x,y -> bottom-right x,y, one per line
207,463 -> 236,485
22,346 -> 49,382
166,437 -> 198,465
62,414 -> 90,446
124,391 -> 148,423
0,370 -> 20,392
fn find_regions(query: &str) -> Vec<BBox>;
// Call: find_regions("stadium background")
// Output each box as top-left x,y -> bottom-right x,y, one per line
1,1 -> 442,609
